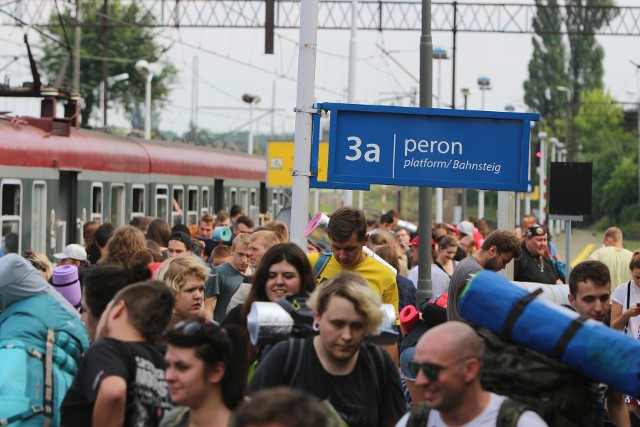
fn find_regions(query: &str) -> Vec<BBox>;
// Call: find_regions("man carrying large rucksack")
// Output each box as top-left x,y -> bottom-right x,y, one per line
396,321 -> 547,427
0,254 -> 90,426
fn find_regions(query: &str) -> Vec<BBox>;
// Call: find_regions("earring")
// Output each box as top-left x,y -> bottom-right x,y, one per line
312,322 -> 320,332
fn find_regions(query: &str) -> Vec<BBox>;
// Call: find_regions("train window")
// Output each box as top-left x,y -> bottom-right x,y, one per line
230,188 -> 237,207
110,184 -> 125,227
172,186 -> 184,226
131,185 -> 145,218
187,187 -> 198,226
1,180 -> 22,255
201,187 -> 209,215
31,181 -> 47,253
250,189 -> 257,207
91,183 -> 103,222
155,185 -> 169,221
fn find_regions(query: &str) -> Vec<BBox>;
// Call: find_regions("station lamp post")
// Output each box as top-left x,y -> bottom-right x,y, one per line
433,48 -> 448,223
135,60 -> 163,140
538,132 -> 548,224
100,72 -> 128,127
242,94 -> 261,154
476,77 -> 491,219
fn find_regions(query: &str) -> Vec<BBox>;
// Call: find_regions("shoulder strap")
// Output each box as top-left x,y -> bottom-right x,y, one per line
496,398 -> 527,427
313,251 -> 333,280
43,329 -> 55,427
627,281 -> 632,310
406,402 -> 430,427
362,343 -> 387,425
283,338 -> 305,386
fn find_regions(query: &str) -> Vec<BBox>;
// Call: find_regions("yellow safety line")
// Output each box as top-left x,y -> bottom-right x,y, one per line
571,243 -> 594,267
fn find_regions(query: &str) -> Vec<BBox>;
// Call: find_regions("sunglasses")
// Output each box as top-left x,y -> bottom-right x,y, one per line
407,357 -> 470,381
170,318 -> 224,337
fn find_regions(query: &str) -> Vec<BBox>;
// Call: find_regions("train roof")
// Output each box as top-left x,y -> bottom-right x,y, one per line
0,118 -> 266,181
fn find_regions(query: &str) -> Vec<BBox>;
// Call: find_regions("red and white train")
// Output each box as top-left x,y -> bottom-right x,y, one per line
0,96 -> 287,259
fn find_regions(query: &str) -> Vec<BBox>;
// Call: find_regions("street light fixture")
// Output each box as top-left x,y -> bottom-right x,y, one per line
242,93 -> 261,154
100,72 -> 128,127
476,77 -> 491,219
477,76 -> 491,110
433,48 -> 448,108
135,60 -> 163,140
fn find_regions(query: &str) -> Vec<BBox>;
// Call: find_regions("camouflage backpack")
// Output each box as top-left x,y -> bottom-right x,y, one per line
405,398 -> 528,427
479,329 -> 602,427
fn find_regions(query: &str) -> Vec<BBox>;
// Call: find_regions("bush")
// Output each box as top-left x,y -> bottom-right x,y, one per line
621,222 -> 640,241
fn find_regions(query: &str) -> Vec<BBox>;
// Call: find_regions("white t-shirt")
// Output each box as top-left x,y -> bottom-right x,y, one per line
395,393 -> 547,427
612,280 -> 640,338
408,265 -> 450,298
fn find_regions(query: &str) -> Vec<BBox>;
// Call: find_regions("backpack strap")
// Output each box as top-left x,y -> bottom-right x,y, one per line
497,398 -> 528,427
502,288 -> 543,338
0,405 -> 45,426
282,338 -> 305,386
362,343 -> 387,424
43,329 -> 55,427
624,281 -> 632,334
405,402 -> 430,427
551,315 -> 588,359
313,251 -> 333,281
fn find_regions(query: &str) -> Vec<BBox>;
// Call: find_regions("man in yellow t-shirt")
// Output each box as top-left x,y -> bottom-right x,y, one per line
307,207 -> 399,314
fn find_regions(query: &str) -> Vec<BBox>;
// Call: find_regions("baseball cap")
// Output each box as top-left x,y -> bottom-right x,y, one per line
54,244 -> 87,261
406,236 -> 436,247
169,231 -> 194,251
457,220 -> 475,236
526,224 -> 547,238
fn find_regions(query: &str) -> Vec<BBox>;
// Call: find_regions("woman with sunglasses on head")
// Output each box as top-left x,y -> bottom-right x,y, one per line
160,317 -> 249,427
223,242 -> 316,329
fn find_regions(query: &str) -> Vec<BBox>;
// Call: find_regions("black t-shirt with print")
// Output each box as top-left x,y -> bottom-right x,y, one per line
61,337 -> 171,427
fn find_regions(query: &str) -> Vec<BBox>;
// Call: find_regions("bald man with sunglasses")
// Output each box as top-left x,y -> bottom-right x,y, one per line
396,322 -> 547,427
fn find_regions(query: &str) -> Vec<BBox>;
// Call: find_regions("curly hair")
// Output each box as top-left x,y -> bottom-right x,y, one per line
100,226 -> 148,266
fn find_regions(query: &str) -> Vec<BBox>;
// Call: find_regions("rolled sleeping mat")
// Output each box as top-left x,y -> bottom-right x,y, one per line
459,270 -> 640,397
247,302 -> 294,345
213,226 -> 232,242
510,282 -> 570,306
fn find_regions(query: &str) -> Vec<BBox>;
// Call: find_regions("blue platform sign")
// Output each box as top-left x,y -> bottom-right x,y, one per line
319,103 -> 539,191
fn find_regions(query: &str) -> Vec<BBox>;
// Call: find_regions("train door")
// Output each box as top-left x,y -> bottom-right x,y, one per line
31,181 -> 47,254
59,171 -> 78,246
155,185 -> 169,222
187,186 -> 199,226
110,183 -> 126,227
229,187 -> 238,212
1,179 -> 22,255
131,184 -> 145,221
213,180 -> 224,214
172,186 -> 185,226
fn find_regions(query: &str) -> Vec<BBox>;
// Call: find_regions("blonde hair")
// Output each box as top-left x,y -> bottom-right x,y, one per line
308,271 -> 382,335
156,255 -> 210,297
232,233 -> 252,249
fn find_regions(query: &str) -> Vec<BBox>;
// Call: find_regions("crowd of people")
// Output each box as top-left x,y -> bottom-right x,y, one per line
1,204 -> 639,427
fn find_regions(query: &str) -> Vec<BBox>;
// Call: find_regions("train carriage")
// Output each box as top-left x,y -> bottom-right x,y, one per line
0,114 -> 285,259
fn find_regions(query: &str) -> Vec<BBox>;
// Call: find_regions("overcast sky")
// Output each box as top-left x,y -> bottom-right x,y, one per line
1,0 -> 639,139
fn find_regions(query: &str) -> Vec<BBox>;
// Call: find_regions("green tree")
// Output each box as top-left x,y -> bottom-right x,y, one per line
39,0 -> 177,128
523,0 -> 568,131
524,0 -> 617,160
574,89 -> 636,219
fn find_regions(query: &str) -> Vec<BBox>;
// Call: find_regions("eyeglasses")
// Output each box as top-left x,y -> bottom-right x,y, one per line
407,357 -> 470,381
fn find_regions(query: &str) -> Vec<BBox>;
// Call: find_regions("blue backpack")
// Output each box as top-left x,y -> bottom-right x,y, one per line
0,294 -> 90,426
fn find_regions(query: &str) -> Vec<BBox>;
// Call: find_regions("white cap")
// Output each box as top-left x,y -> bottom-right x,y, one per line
53,244 -> 87,261
457,221 -> 475,236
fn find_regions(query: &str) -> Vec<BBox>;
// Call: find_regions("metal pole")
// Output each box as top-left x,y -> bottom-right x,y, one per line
539,133 -> 547,224
549,137 -> 557,232
248,102 -> 254,154
565,220 -> 572,277
417,0 -> 433,304
343,0 -> 358,207
144,74 -> 152,140
73,0 -> 81,95
434,55 -> 443,223
289,0 -> 318,249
